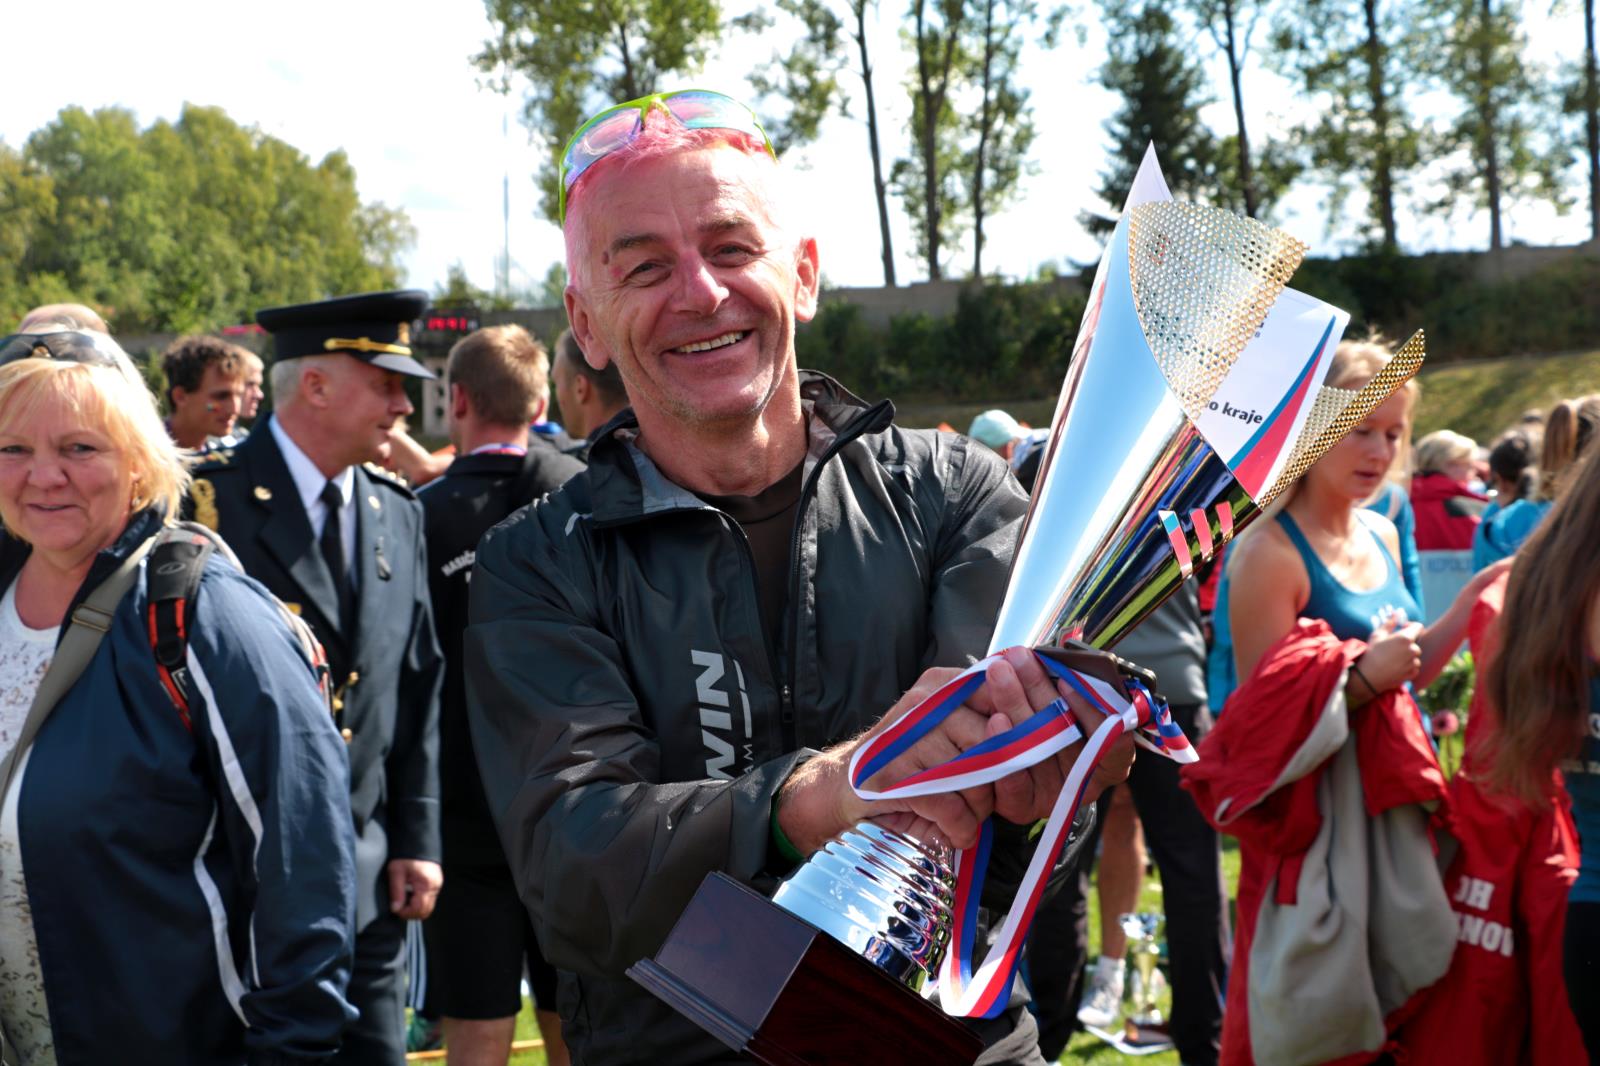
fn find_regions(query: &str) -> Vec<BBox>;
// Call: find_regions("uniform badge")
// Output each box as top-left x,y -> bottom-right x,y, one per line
192,478 -> 220,532
254,486 -> 273,501
368,494 -> 381,511
397,321 -> 410,346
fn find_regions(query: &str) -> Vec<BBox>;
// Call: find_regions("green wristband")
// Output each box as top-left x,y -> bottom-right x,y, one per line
770,802 -> 805,864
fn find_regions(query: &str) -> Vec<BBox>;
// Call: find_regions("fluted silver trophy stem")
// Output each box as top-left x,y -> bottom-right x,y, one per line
771,823 -> 955,990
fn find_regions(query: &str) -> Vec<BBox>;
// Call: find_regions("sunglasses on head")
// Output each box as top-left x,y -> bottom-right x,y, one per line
558,89 -> 777,223
0,331 -> 131,370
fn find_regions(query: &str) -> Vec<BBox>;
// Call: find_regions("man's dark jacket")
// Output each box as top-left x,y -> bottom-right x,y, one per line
190,418 -> 444,928
466,373 -> 1078,1065
417,439 -> 584,863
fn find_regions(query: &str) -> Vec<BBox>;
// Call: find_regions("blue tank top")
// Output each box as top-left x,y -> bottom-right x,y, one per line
1276,510 -> 1422,639
1567,677 -> 1600,904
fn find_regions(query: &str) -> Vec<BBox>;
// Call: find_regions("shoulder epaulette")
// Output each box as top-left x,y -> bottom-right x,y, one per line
363,462 -> 418,498
190,447 -> 239,473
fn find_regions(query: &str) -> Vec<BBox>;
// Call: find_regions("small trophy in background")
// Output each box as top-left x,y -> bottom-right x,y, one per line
1120,912 -> 1173,1051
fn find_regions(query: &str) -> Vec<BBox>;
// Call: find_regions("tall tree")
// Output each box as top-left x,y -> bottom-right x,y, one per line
897,0 -> 969,280
1088,1 -> 1224,235
1424,0 -> 1566,250
4,105 -> 412,333
739,0 -> 900,286
1272,0 -> 1424,250
1186,0 -> 1270,217
475,0 -> 723,224
965,0 -> 1051,276
1557,0 -> 1600,239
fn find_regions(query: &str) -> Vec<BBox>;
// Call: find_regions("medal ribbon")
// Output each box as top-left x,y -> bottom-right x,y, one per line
846,647 -> 1196,1018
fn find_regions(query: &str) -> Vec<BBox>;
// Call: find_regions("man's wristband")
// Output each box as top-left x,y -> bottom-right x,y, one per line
770,802 -> 805,864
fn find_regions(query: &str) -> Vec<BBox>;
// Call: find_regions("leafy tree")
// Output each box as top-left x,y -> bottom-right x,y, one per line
476,0 -> 723,224
1087,1 -> 1225,235
1423,0 -> 1567,250
434,262 -> 497,308
3,105 -> 412,334
1556,0 -> 1600,239
1272,0 -> 1425,250
739,0 -> 901,286
965,0 -> 1054,276
896,0 -> 970,280
536,262 -> 569,308
1182,0 -> 1278,218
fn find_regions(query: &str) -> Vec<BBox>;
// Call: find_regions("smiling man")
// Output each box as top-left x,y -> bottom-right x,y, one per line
188,291 -> 444,1066
465,93 -> 1127,1066
161,335 -> 247,450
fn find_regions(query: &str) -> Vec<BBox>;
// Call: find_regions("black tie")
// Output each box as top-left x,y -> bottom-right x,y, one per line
320,480 -> 354,630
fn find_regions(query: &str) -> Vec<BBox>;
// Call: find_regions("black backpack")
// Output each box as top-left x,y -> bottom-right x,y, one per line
146,522 -> 332,730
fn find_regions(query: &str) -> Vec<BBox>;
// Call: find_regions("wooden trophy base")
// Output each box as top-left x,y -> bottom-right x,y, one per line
628,872 -> 983,1066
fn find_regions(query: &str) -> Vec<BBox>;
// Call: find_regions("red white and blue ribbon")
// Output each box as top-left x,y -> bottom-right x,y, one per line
847,647 -> 1196,1018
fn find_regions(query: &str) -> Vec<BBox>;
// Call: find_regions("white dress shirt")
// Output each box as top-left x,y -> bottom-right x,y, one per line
269,416 -> 357,579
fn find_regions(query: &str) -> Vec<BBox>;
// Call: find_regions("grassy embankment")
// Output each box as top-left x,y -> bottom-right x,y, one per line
892,348 -> 1600,444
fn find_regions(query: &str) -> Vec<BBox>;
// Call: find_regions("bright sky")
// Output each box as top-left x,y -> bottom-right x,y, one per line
2,1 -> 1585,303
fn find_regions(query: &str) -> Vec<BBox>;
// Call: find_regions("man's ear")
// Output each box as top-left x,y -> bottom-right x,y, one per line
793,235 -> 821,323
302,364 -> 333,409
565,286 -> 612,371
169,385 -> 191,411
450,381 -> 470,422
531,395 -> 548,423
572,373 -> 592,405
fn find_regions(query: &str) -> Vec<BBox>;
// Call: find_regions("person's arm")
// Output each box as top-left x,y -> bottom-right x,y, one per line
1414,558 -> 1514,689
385,507 -> 445,917
1394,492 -> 1425,610
190,570 -> 358,1062
384,425 -> 452,488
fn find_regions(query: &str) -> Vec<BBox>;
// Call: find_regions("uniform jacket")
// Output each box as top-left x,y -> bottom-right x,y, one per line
1182,620 -> 1454,1066
465,373 -> 1069,1065
0,509 -> 357,1064
1393,574 -> 1588,1064
417,440 -> 584,865
190,418 -> 444,928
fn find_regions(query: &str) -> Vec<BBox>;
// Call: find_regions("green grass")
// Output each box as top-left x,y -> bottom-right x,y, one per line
889,348 -> 1600,448
1057,836 -> 1241,1066
1410,348 -> 1600,442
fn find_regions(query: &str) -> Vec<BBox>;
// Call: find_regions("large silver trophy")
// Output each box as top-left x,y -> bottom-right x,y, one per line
769,150 -> 1426,1007
630,151 -> 1425,1063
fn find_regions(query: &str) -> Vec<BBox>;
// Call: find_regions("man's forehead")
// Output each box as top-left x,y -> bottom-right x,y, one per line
584,147 -> 778,240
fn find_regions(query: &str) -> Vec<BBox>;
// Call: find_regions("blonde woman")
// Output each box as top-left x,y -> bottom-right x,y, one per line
0,328 -> 356,1063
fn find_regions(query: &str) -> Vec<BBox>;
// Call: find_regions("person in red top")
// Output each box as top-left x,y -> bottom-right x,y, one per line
1409,430 -> 1488,623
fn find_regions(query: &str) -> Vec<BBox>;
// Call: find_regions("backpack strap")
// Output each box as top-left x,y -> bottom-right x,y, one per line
147,525 -> 217,731
146,522 -> 334,731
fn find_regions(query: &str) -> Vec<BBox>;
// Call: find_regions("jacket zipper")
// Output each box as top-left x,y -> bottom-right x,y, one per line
719,513 -> 788,752
778,400 -> 895,753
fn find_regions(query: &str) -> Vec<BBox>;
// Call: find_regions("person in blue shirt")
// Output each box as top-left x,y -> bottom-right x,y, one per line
1475,397 -> 1599,570
1225,341 -> 1496,715
1480,439 -> 1600,1061
1209,339 -> 1423,710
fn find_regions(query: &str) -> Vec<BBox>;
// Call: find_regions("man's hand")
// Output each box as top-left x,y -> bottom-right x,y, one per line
775,648 -> 1135,856
965,647 -> 1134,824
386,858 -> 443,920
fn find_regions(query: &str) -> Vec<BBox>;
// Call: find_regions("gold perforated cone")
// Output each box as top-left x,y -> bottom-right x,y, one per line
1260,330 -> 1427,504
1127,202 -> 1308,422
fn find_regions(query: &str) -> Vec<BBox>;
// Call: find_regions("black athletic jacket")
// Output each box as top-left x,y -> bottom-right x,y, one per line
417,439 -> 584,864
466,373 -> 1085,1065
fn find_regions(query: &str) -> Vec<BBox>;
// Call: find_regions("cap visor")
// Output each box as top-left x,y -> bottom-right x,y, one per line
369,352 -> 436,379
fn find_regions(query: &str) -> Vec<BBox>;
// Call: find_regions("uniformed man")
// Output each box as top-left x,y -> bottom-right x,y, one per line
189,290 -> 444,1066
417,323 -> 583,1066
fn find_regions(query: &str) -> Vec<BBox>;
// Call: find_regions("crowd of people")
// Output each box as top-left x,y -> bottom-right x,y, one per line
0,87 -> 1594,1066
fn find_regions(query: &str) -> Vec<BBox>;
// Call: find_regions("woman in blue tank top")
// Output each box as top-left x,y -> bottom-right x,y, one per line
1482,445 -> 1600,1058
1228,341 -> 1508,722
